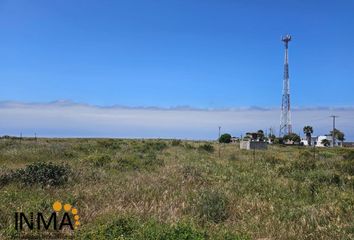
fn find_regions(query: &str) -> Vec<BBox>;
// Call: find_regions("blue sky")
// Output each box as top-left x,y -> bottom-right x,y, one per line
1,0 -> 354,108
0,0 -> 353,139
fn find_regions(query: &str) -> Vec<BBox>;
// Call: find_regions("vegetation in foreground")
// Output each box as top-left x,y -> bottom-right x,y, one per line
0,138 -> 353,239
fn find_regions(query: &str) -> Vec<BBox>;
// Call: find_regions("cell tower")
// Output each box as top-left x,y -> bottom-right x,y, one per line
279,34 -> 292,137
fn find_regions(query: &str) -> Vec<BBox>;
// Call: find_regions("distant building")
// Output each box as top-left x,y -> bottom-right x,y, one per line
317,136 -> 332,147
300,136 -> 318,146
342,142 -> 354,148
230,137 -> 240,144
240,140 -> 268,150
301,135 -> 342,147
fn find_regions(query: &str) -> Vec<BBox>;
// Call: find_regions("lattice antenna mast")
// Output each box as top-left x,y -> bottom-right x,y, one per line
279,34 -> 292,137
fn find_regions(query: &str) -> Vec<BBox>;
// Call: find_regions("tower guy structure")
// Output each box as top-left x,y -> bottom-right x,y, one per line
279,34 -> 292,137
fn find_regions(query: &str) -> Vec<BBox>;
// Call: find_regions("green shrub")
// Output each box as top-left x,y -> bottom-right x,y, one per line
0,171 -> 14,187
198,143 -> 214,153
219,133 -> 232,143
309,182 -> 319,202
63,150 -> 77,158
291,158 -> 316,171
115,155 -> 140,171
87,154 -> 112,167
343,150 -> 354,160
273,137 -> 283,144
146,141 -> 167,151
162,223 -> 206,240
103,217 -> 138,238
97,139 -> 121,150
80,216 -> 207,240
341,161 -> 354,176
299,150 -> 313,160
228,153 -> 237,161
308,170 -> 343,186
75,142 -> 97,154
0,162 -> 70,187
319,151 -> 336,159
171,139 -> 182,146
283,133 -> 301,144
136,141 -> 168,153
182,165 -> 203,182
81,216 -> 248,240
142,152 -> 164,169
184,143 -> 195,150
339,151 -> 354,175
330,174 -> 342,186
263,154 -> 283,165
140,221 -> 206,240
196,190 -> 229,223
114,152 -> 164,171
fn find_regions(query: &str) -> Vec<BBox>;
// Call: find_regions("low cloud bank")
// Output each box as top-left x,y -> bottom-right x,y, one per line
0,101 -> 353,140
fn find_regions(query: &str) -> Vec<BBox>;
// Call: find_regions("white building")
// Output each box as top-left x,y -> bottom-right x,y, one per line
316,135 -> 332,147
301,135 -> 341,147
301,136 -> 318,146
240,140 -> 268,150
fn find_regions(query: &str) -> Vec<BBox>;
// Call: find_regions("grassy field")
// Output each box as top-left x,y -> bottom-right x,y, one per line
0,138 -> 353,239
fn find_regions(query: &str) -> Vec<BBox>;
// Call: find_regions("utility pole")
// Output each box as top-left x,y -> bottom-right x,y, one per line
330,115 -> 338,147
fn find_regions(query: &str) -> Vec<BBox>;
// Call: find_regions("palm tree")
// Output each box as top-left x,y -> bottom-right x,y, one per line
337,131 -> 345,146
303,126 -> 313,146
257,130 -> 265,142
330,128 -> 345,146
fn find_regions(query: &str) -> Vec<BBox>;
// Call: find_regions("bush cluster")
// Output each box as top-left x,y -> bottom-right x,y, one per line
0,162 -> 70,187
263,154 -> 283,165
171,139 -> 182,146
136,141 -> 168,153
184,143 -> 195,150
198,143 -> 215,153
291,158 -> 316,171
196,190 -> 229,223
87,154 -> 112,167
182,165 -> 203,182
219,133 -> 232,143
97,139 -> 121,150
114,152 -> 164,171
82,217 -> 206,240
79,216 -> 244,240
340,151 -> 354,175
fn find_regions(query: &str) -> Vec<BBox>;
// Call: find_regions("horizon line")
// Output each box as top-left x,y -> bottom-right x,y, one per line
1,100 -> 354,112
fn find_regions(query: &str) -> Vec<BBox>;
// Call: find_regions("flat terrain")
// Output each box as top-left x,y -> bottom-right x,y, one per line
0,138 -> 353,239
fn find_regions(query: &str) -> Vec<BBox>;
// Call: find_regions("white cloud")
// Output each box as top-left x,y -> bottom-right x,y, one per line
0,101 -> 353,140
